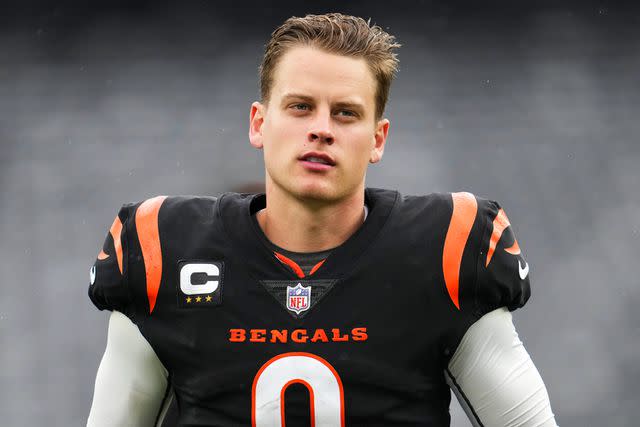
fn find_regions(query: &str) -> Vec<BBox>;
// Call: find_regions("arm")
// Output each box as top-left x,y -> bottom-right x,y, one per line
446,307 -> 558,427
87,311 -> 172,427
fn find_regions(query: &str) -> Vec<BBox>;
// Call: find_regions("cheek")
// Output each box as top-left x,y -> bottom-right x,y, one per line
266,115 -> 303,146
262,122 -> 298,169
344,129 -> 375,160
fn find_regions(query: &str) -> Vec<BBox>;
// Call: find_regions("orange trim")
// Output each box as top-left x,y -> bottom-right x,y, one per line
274,252 -> 305,278
504,239 -> 521,255
109,216 -> 124,274
97,250 -> 109,260
135,196 -> 167,314
442,192 -> 478,310
309,259 -> 326,276
485,209 -> 511,267
280,379 -> 315,427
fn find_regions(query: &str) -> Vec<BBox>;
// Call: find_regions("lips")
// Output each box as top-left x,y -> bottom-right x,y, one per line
298,152 -> 336,166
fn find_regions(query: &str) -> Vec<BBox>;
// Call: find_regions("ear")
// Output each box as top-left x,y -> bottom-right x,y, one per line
370,118 -> 390,164
249,101 -> 266,149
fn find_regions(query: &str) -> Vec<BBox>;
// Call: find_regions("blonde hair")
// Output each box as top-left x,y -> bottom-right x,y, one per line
260,13 -> 401,120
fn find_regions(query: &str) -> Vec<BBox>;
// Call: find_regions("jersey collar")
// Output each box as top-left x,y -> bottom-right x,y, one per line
217,188 -> 398,281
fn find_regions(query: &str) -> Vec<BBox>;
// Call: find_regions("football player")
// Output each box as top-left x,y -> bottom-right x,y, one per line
87,13 -> 558,427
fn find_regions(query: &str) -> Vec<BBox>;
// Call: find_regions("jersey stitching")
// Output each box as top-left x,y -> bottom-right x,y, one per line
333,189 -> 400,281
445,367 -> 485,427
153,379 -> 174,427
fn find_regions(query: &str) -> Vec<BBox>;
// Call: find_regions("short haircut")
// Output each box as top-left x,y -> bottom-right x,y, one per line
260,13 -> 401,120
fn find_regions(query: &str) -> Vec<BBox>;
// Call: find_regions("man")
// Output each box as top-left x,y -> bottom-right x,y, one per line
87,13 -> 558,426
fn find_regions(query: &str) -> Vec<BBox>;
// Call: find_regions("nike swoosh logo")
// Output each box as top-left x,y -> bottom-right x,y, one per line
518,259 -> 529,280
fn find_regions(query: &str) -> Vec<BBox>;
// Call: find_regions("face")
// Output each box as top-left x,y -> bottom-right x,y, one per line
249,46 -> 389,203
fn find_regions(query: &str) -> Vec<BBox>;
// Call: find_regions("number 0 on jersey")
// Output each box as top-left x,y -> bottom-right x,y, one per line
252,352 -> 345,427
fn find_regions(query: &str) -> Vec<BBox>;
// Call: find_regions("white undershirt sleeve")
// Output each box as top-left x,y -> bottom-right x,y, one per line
446,307 -> 558,427
87,311 -> 172,427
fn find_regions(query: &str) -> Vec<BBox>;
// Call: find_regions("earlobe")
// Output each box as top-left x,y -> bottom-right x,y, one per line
249,102 -> 265,149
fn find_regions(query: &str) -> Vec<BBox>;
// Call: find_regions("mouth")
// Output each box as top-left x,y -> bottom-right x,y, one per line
298,152 -> 336,167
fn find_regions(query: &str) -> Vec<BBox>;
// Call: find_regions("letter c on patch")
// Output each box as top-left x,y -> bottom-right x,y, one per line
180,263 -> 220,295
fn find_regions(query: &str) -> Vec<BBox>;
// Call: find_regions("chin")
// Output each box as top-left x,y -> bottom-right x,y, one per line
294,185 -> 337,202
284,178 -> 341,202
268,170 -> 353,203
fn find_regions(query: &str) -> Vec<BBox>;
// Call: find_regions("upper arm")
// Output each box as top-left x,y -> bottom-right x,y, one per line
87,311 -> 170,427
446,307 -> 558,427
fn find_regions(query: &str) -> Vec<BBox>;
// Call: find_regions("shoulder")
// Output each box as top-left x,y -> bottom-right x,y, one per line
392,190 -> 508,233
134,195 -> 219,221
88,195 -> 220,317
109,195 -> 219,225
428,191 -> 530,314
396,190 -> 500,215
112,195 -> 221,254
390,190 -> 530,313
389,191 -> 501,236
122,195 -> 221,240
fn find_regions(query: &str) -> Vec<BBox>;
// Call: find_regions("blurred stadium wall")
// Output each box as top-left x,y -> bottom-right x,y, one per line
0,1 -> 638,425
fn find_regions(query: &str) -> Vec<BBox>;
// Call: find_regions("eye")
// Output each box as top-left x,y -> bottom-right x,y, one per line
336,109 -> 357,118
290,103 -> 310,111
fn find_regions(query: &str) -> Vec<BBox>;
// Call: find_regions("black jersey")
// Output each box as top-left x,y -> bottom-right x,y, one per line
88,188 -> 530,426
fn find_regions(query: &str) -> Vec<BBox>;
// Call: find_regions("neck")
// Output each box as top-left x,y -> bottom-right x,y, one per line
256,182 -> 366,253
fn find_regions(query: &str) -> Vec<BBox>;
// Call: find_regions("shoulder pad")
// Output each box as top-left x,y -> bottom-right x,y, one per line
89,196 -> 222,318
441,193 -> 530,315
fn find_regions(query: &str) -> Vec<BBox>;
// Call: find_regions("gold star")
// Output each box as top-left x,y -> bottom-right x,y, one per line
195,296 -> 202,302
205,295 -> 212,302
186,297 -> 192,303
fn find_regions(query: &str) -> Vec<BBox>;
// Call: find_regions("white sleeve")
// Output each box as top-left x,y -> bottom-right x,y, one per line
87,311 -> 173,427
446,307 -> 558,427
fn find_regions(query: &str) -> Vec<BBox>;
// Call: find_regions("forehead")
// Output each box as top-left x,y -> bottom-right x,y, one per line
270,46 -> 376,106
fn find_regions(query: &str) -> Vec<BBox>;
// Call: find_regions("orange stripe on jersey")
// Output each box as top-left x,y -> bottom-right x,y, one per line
274,252 -> 305,278
485,209 -> 511,267
309,259 -> 326,276
109,216 -> 124,274
442,192 -> 478,310
135,196 -> 167,314
504,239 -> 521,255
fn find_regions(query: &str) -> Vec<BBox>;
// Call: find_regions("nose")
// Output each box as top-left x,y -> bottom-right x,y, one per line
307,113 -> 335,145
308,130 -> 334,145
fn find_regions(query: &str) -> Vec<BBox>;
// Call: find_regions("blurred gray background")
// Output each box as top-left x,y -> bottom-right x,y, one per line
1,1 -> 638,425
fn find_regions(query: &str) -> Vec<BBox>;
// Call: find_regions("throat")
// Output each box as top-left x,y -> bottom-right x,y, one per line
254,203 -> 368,253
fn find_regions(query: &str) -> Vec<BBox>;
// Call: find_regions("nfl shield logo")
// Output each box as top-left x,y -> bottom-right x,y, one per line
286,283 -> 311,314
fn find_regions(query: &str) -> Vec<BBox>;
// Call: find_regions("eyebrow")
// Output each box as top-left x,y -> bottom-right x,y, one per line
281,93 -> 366,113
281,93 -> 314,104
